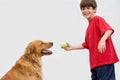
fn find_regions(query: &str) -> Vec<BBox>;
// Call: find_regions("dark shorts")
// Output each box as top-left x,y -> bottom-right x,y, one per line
91,64 -> 116,80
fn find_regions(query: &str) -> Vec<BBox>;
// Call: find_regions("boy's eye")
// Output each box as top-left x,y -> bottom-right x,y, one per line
86,7 -> 90,9
81,7 -> 86,10
81,7 -> 91,10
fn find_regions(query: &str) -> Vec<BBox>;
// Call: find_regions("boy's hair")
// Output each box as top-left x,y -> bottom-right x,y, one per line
80,0 -> 97,10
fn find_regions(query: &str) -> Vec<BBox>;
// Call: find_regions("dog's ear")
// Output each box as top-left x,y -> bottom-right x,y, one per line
25,42 -> 35,54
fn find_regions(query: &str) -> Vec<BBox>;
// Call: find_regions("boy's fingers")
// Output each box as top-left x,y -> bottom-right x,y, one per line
98,47 -> 106,53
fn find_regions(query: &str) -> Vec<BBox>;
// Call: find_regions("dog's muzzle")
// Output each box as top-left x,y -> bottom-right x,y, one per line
41,49 -> 52,55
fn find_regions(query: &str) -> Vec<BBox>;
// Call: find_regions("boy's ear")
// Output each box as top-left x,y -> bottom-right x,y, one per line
94,8 -> 97,13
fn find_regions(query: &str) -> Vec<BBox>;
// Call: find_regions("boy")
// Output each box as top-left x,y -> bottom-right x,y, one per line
63,0 -> 119,80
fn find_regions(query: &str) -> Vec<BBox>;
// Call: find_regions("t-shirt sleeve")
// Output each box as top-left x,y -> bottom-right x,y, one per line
82,42 -> 88,49
98,17 -> 114,36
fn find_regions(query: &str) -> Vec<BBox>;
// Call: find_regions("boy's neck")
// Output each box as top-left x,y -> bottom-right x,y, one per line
87,14 -> 95,21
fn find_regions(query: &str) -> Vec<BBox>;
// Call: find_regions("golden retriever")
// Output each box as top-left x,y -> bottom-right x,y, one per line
0,40 -> 53,80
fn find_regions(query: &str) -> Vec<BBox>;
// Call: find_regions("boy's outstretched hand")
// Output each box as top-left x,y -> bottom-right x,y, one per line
61,42 -> 72,51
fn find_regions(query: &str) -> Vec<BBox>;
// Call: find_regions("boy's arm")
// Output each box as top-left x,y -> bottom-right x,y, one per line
65,43 -> 85,51
98,30 -> 113,53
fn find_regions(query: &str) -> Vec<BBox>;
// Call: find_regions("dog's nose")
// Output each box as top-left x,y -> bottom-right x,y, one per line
49,42 -> 53,46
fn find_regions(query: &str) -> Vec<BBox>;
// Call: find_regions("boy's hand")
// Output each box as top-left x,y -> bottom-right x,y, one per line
98,30 -> 113,53
98,39 -> 106,53
63,43 -> 72,51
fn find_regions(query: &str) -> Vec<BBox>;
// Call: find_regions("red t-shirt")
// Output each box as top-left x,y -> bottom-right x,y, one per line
82,16 -> 119,69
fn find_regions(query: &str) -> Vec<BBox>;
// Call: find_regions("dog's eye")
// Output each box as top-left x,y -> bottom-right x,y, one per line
39,43 -> 44,46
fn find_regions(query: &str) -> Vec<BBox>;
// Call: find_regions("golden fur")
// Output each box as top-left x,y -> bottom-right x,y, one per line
0,40 -> 53,80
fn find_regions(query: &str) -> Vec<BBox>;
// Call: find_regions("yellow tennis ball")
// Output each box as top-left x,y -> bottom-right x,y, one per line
61,42 -> 67,48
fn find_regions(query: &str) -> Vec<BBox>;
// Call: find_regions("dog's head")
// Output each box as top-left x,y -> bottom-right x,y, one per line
25,40 -> 53,57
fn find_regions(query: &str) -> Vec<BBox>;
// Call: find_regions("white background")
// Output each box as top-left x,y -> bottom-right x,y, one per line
0,0 -> 120,80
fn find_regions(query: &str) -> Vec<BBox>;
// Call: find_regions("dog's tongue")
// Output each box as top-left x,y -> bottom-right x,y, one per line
41,49 -> 52,55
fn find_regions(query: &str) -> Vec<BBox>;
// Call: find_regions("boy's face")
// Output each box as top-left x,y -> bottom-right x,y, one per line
81,6 -> 96,21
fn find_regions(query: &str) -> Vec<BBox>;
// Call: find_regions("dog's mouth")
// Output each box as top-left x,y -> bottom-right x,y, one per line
41,49 -> 52,55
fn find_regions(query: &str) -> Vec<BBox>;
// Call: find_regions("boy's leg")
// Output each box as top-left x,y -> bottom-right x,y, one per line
96,64 -> 116,80
91,68 -> 98,80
